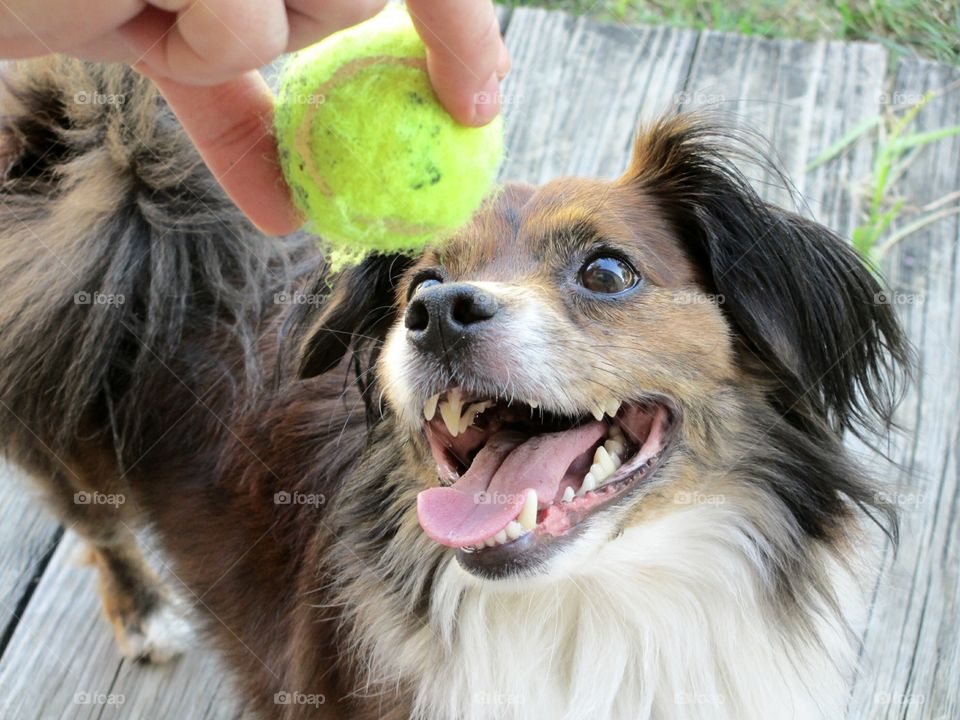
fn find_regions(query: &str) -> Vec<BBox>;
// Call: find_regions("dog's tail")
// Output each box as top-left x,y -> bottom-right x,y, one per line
0,57 -> 316,470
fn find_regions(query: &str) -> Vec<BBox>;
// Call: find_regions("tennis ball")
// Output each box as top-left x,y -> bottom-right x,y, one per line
274,5 -> 504,269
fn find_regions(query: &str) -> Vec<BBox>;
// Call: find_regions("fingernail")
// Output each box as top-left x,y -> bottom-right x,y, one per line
496,42 -> 511,81
472,72 -> 501,125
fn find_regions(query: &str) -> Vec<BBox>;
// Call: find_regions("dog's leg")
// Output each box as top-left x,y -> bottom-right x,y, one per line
37,464 -> 194,664
82,534 -> 193,664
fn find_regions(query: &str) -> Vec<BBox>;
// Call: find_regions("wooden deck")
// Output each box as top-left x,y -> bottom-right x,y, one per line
1,7 -> 959,719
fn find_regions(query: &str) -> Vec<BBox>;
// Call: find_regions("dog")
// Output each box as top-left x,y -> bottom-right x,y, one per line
0,57 -> 909,720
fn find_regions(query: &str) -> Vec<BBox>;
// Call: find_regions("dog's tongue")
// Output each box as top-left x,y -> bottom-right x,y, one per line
417,422 -> 606,547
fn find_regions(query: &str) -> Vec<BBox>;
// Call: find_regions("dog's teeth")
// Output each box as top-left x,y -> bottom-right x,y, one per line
529,400 -> 539,409
610,423 -> 625,440
484,536 -> 498,547
458,401 -> 492,434
605,399 -> 621,418
591,406 -> 605,422
439,391 -> 463,437
423,394 -> 440,421
518,489 -> 538,530
562,486 -> 575,503
505,521 -> 524,540
595,446 -> 618,475
494,529 -> 508,545
589,462 -> 608,482
604,438 -> 625,457
578,472 -> 597,496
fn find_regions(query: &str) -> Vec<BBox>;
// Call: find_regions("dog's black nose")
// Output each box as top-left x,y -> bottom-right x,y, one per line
405,283 -> 499,352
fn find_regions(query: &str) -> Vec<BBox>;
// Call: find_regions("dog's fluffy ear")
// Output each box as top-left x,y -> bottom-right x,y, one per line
294,253 -> 414,379
624,116 -> 910,436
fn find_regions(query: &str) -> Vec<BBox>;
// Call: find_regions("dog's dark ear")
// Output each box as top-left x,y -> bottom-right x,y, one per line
294,253 -> 414,379
625,116 -> 911,436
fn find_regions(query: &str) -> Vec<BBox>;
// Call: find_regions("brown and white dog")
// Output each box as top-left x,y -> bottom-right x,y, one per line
0,58 -> 909,719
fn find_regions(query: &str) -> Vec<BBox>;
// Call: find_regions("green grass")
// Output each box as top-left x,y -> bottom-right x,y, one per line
498,0 -> 960,65
806,91 -> 960,262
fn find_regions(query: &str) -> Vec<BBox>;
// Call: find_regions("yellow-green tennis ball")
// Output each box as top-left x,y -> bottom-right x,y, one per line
274,6 -> 504,269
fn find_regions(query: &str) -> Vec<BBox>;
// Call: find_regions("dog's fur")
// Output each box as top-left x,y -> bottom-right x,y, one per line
0,58 -> 909,719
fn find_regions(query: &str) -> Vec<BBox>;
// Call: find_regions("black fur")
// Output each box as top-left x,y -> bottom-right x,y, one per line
628,118 -> 911,442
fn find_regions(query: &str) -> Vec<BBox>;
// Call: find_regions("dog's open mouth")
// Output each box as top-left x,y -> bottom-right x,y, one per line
416,388 -> 678,573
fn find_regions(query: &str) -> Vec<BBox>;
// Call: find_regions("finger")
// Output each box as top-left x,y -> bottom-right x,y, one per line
0,0 -> 143,59
123,1 -> 288,85
284,0 -> 386,53
405,0 -> 509,126
146,70 -> 301,235
165,0 -> 288,82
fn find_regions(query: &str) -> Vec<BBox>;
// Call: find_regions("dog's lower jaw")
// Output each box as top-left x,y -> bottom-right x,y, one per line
356,500 -> 864,720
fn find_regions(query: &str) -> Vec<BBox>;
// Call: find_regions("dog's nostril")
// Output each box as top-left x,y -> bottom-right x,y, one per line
405,299 -> 430,332
451,292 -> 498,326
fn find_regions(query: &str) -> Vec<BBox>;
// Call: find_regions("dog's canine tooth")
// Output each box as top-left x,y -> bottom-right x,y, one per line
439,391 -> 463,437
595,446 -> 618,475
562,486 -> 575,503
505,521 -> 524,540
605,399 -> 622,417
578,472 -> 597,496
423,393 -> 440,421
518,489 -> 538,530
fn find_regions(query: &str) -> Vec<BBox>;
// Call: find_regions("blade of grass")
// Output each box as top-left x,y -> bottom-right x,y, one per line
805,115 -> 882,171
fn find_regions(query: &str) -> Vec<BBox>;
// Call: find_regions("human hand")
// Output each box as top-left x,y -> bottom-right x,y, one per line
0,1 -> 510,234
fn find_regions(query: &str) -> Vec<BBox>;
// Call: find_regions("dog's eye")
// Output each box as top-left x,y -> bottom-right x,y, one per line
579,256 -> 638,295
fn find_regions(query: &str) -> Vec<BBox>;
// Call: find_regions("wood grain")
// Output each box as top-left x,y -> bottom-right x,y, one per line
0,9 -> 957,719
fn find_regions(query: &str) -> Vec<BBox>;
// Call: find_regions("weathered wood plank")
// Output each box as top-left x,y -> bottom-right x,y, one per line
846,59 -> 960,720
0,460 -> 62,657
500,8 -> 699,182
2,9 -> 956,719
682,33 -> 886,236
0,534 -> 244,719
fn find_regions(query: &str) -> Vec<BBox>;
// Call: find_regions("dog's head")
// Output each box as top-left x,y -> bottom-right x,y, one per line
295,116 -> 908,581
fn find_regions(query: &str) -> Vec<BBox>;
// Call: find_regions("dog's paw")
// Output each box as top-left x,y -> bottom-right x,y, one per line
115,602 -> 193,664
